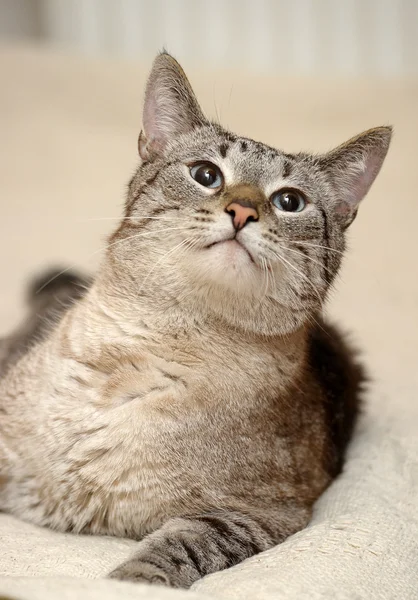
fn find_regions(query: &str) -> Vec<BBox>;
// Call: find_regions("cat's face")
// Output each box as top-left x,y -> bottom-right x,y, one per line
109,53 -> 391,335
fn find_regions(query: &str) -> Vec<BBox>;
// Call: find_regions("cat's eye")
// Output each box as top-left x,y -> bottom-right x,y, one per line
271,189 -> 306,213
190,162 -> 223,189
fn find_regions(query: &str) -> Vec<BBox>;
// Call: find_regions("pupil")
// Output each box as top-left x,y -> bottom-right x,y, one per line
282,194 -> 298,211
198,167 -> 215,186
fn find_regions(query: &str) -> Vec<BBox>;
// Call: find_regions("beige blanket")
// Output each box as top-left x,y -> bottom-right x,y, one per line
0,44 -> 417,599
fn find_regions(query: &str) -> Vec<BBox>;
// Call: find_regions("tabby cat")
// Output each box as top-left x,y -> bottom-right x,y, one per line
0,53 -> 391,588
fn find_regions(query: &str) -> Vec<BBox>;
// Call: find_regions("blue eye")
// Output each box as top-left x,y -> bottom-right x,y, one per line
272,189 -> 306,213
190,163 -> 223,189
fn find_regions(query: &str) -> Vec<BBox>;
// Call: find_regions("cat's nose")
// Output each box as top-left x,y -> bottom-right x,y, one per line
225,200 -> 259,230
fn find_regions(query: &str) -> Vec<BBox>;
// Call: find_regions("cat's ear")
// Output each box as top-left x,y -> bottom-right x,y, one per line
320,126 -> 392,227
139,51 -> 208,160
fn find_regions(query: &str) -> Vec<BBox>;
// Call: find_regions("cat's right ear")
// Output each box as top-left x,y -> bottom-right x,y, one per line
139,52 -> 208,161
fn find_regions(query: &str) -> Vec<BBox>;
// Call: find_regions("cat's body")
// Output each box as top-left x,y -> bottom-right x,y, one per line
0,278 -> 357,536
0,53 -> 390,587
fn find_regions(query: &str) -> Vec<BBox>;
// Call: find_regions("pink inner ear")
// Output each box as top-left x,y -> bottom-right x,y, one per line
143,87 -> 165,150
335,201 -> 353,216
339,151 -> 384,213
326,127 -> 391,218
142,89 -> 184,154
354,154 -> 382,204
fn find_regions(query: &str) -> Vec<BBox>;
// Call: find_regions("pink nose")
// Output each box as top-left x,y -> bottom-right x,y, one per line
225,200 -> 259,230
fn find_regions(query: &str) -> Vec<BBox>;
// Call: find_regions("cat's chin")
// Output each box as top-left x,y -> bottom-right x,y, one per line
205,239 -> 256,266
191,239 -> 261,293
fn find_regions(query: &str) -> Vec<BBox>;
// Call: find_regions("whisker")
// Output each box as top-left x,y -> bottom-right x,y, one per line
266,258 -> 308,311
265,259 -> 326,333
35,227 -> 191,294
256,257 -> 269,307
78,216 -> 181,223
35,265 -> 80,295
213,82 -> 221,124
263,258 -> 271,301
106,227 -> 192,251
278,245 -> 336,277
268,248 -> 324,308
289,241 -> 345,256
263,257 -> 274,307
266,258 -> 276,296
84,216 -> 180,221
266,258 -> 275,301
138,237 -> 197,292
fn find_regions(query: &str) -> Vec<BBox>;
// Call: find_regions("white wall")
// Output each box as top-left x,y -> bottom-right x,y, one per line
1,0 -> 418,76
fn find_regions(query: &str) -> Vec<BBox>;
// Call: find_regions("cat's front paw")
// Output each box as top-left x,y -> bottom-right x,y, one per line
108,560 -> 170,587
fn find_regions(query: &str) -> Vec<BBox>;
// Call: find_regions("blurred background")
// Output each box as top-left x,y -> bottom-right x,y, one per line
1,0 -> 418,76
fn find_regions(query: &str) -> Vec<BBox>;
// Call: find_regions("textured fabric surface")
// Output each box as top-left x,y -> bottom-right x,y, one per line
0,44 -> 417,600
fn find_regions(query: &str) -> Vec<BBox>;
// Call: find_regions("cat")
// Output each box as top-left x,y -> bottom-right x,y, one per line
0,52 -> 391,588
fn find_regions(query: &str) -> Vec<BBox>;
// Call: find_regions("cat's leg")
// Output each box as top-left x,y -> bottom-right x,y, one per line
109,504 -> 310,588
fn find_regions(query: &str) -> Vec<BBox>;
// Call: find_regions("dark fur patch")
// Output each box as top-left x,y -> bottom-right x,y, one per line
253,141 -> 267,156
281,152 -> 295,160
197,515 -> 233,537
317,207 -> 331,287
308,319 -> 364,477
219,143 -> 228,158
224,132 -> 237,143
28,270 -> 88,302
196,514 -> 263,567
149,207 -> 166,217
282,159 -> 292,178
0,270 -> 90,376
240,141 -> 248,152
145,171 -> 160,187
181,540 -> 204,575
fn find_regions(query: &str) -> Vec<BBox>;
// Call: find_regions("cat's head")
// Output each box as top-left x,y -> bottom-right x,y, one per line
108,52 -> 391,335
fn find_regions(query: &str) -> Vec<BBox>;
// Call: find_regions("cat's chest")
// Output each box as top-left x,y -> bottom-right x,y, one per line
2,332 -> 308,537
92,333 -> 289,414
36,332 -> 300,535
95,337 -> 287,438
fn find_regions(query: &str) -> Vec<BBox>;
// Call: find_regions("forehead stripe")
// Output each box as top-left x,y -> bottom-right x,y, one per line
219,143 -> 228,158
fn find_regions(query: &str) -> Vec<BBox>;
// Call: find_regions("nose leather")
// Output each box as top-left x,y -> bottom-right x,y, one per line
225,200 -> 259,230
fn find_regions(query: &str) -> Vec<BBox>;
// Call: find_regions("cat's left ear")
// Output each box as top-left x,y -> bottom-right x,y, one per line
320,126 -> 392,227
139,51 -> 208,161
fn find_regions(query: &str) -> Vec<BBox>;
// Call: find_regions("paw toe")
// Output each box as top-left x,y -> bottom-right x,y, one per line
108,560 -> 170,586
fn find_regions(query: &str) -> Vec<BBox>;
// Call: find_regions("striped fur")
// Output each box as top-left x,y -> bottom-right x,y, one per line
109,506 -> 307,587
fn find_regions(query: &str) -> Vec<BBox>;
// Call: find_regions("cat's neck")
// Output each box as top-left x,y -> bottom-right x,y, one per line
59,261 -> 310,367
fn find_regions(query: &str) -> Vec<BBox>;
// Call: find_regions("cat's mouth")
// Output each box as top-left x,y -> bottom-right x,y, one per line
205,238 -> 256,265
